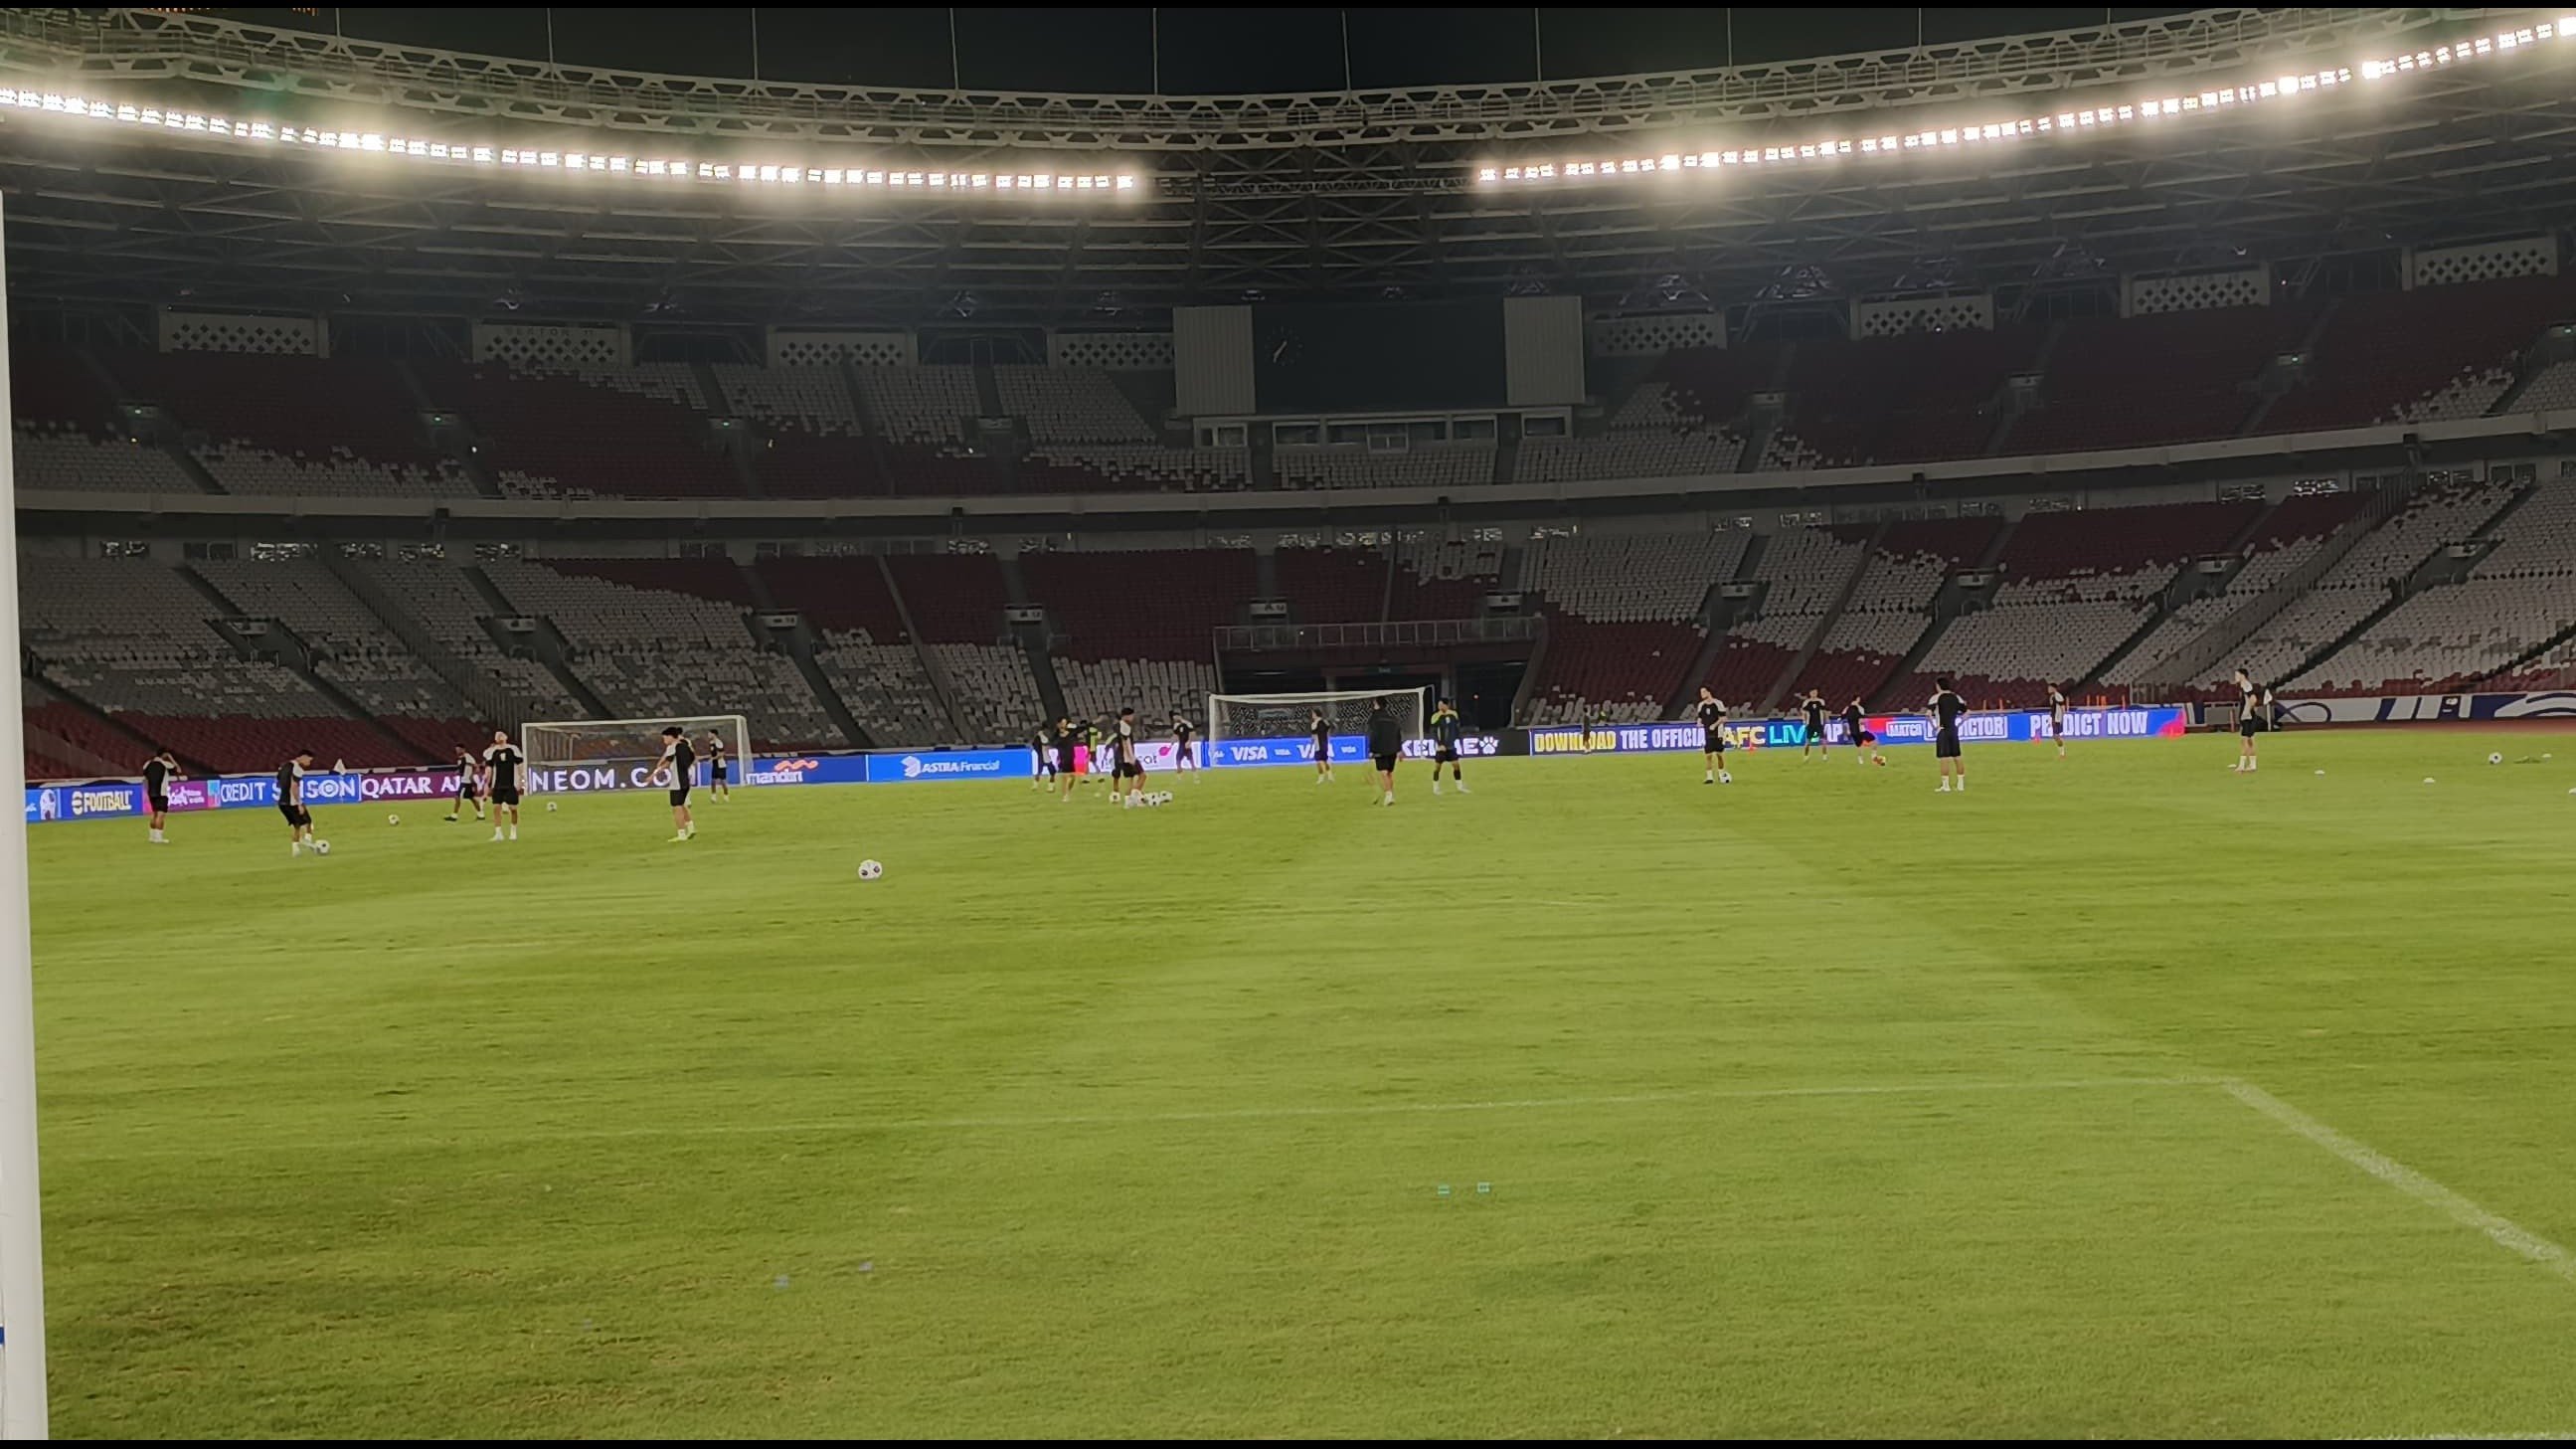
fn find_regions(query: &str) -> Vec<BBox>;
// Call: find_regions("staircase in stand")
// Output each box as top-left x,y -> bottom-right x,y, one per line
876,555 -> 970,741
1762,519 -> 1884,712
181,565 -> 421,761
738,563 -> 872,749
465,565 -> 610,718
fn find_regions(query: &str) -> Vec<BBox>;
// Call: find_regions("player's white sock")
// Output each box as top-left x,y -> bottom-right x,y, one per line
1936,784 -> 1950,793
1432,782 -> 1442,796
1457,781 -> 1469,794
507,826 -> 518,840
1957,779 -> 1967,791
1703,771 -> 1714,783
289,841 -> 301,855
491,828 -> 504,841
1382,791 -> 1394,806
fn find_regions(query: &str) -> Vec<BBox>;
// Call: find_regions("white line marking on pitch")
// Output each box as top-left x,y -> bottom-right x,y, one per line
70,1074 -> 2223,1158
2222,1079 -> 2576,1284
576,1073 -> 2228,1141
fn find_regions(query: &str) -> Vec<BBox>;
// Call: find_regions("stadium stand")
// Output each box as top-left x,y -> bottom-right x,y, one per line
415,363 -> 740,499
853,365 -> 978,444
1388,535 -> 1507,620
1777,327 -> 2041,466
10,430 -> 200,493
18,556 -> 404,770
1275,441 -> 1494,490
2513,358 -> 2576,413
1020,549 -> 1248,724
880,554 -> 1042,736
23,677 -> 157,777
995,366 -> 1154,444
1020,548 -> 1254,661
711,364 -> 884,498
481,559 -> 839,747
2227,478 -> 2523,690
348,559 -> 583,721
2009,305 -> 2313,453
1512,363 -> 1755,484
2102,492 -> 2371,695
1020,444 -> 1253,493
10,338 -> 206,494
1274,546 -> 1387,625
2261,277 -> 2576,434
1796,519 -> 2000,707
753,558 -> 952,746
1721,525 -> 1885,708
1901,503 -> 2253,707
1523,530 -> 1749,723
95,350 -> 480,497
191,559 -> 479,756
2293,481 -> 2576,694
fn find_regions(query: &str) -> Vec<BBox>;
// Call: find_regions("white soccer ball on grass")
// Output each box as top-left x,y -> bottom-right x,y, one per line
2489,753 -> 2504,766
387,814 -> 401,825
313,839 -> 332,856
857,859 -> 885,881
545,800 -> 559,813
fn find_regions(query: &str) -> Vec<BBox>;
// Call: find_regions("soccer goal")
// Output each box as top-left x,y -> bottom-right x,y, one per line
1205,689 -> 1427,747
522,715 -> 751,792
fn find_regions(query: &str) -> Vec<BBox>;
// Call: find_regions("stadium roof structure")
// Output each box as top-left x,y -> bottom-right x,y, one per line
1,6 -> 2573,329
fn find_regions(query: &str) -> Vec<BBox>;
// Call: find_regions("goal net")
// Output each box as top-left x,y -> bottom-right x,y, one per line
1205,689 -> 1426,749
521,714 -> 750,793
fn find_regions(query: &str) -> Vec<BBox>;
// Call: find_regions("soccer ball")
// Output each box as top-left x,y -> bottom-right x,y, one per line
313,840 -> 332,856
386,814 -> 401,825
2489,753 -> 2504,766
857,859 -> 885,881
545,800 -> 559,813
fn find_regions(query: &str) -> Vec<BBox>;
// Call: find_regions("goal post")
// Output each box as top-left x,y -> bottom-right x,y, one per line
521,715 -> 751,793
1205,688 -> 1427,750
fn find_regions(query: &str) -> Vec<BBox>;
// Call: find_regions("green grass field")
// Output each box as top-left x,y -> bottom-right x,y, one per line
28,729 -> 2576,1437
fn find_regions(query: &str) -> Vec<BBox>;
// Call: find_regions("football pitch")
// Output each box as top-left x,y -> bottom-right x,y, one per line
27,729 -> 2576,1438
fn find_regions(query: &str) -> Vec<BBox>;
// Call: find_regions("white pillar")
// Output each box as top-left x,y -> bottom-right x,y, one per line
0,192 -> 55,1439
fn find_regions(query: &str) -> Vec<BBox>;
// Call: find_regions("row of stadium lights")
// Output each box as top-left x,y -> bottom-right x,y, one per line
1475,20 -> 2574,188
0,86 -> 1137,196
0,17 -> 2563,202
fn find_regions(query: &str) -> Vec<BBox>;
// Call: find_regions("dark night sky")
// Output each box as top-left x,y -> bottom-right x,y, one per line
209,8 -> 2191,92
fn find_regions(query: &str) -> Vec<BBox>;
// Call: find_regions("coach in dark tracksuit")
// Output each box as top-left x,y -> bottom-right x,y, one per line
1367,698 -> 1405,808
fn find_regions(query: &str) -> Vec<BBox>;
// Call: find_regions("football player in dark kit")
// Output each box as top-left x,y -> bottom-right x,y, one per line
1800,688 -> 1830,760
2231,667 -> 2271,774
1113,706 -> 1147,808
142,749 -> 180,843
1930,679 -> 1970,793
483,729 -> 525,842
1693,686 -> 1732,786
1841,698 -> 1886,767
445,744 -> 486,823
2043,683 -> 2070,760
1309,707 -> 1335,785
1053,715 -> 1084,803
278,748 -> 319,856
1169,706 -> 1197,782
705,730 -> 732,803
1428,696 -> 1469,796
656,725 -> 697,840
1031,720 -> 1058,792
1366,697 -> 1404,807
